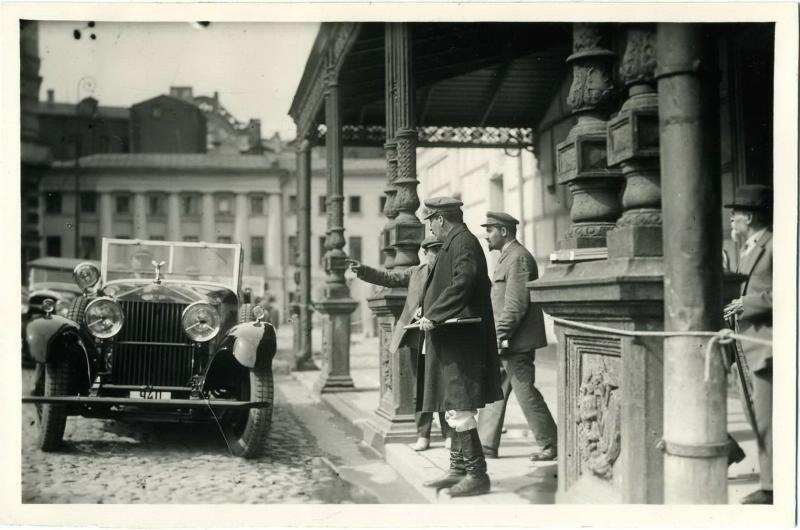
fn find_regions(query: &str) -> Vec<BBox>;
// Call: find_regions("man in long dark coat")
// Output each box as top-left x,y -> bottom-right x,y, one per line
724,184 -> 773,504
417,196 -> 503,497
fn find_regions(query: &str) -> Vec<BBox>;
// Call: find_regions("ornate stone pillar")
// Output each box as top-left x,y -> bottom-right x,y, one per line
363,23 -> 421,450
314,55 -> 357,393
167,192 -> 181,241
98,191 -> 113,239
132,192 -> 147,240
557,24 -> 623,251
531,24 -> 666,504
607,25 -> 662,258
295,137 -> 316,370
201,192 -> 215,243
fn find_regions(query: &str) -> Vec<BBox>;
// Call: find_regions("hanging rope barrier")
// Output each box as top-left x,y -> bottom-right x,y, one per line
547,315 -> 772,383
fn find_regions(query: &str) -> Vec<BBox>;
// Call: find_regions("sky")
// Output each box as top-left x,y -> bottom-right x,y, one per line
38,21 -> 319,140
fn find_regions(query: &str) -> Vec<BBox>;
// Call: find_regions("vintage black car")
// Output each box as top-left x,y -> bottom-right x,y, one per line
24,238 -> 276,458
22,258 -> 98,366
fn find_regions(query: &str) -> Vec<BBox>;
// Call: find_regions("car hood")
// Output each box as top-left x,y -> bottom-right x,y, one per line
28,283 -> 81,299
101,281 -> 237,306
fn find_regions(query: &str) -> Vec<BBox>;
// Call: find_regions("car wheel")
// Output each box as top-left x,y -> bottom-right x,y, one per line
36,361 -> 73,451
226,363 -> 274,459
238,303 -> 253,324
68,296 -> 89,324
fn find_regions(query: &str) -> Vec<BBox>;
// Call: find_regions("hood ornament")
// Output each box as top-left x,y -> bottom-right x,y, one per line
152,260 -> 166,284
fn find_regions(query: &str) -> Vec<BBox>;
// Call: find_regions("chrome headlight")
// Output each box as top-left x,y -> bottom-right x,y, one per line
73,262 -> 101,291
181,302 -> 221,342
84,297 -> 124,339
55,299 -> 71,318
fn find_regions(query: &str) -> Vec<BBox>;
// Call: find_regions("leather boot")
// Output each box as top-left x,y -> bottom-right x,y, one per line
422,432 -> 465,489
448,429 -> 491,497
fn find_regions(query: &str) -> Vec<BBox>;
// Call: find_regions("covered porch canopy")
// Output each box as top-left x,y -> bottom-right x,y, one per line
289,22 -> 735,505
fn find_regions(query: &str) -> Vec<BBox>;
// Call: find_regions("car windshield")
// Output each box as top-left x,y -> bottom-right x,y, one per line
103,239 -> 240,290
30,267 -> 74,285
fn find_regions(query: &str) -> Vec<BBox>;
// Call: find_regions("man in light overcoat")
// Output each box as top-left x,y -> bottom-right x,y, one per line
347,236 -> 452,451
477,212 -> 557,461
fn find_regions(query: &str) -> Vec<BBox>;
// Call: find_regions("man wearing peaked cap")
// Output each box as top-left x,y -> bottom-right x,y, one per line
477,211 -> 557,462
723,184 -> 773,504
417,196 -> 503,497
346,235 -> 453,452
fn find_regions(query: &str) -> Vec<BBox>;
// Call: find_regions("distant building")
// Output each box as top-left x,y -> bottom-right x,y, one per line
37,93 -> 130,161
130,94 -> 207,153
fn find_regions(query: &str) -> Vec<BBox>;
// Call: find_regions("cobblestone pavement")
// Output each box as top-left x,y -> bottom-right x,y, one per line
20,368 -> 379,504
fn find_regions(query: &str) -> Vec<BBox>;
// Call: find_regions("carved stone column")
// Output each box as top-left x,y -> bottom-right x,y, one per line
201,192 -> 215,243
363,22 -> 420,451
166,192 -> 181,241
132,192 -> 147,240
294,137 -> 316,371
314,56 -> 357,393
98,191 -> 113,239
531,24 -> 665,504
557,24 -> 623,250
607,25 -> 662,258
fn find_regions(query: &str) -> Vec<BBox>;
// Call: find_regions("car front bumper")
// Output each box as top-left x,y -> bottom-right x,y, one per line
22,396 -> 269,409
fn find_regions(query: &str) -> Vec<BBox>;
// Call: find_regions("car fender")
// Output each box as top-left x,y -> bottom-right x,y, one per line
217,321 -> 276,369
25,316 -> 94,387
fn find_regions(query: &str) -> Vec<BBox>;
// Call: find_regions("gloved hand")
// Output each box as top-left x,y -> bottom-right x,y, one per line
345,259 -> 366,277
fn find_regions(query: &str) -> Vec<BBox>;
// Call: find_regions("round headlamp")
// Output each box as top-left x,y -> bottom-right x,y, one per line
251,305 -> 266,321
73,262 -> 101,291
182,302 -> 221,342
84,297 -> 124,339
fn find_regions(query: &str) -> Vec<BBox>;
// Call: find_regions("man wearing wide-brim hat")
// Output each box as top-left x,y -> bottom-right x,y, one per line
347,235 -> 453,451
477,211 -> 557,462
723,184 -> 773,504
416,196 -> 503,497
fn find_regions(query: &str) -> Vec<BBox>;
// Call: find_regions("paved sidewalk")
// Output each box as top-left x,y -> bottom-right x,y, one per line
284,329 -> 760,504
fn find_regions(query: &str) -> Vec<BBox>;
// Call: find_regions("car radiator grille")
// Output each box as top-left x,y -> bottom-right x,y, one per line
112,300 -> 196,387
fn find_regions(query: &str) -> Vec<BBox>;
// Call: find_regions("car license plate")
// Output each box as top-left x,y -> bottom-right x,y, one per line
130,391 -> 171,400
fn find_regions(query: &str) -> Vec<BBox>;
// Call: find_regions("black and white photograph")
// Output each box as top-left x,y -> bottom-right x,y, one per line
2,2 -> 797,527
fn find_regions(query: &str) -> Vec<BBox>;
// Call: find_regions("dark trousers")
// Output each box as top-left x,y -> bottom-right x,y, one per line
411,347 -> 452,439
477,350 -> 557,450
752,364 -> 772,490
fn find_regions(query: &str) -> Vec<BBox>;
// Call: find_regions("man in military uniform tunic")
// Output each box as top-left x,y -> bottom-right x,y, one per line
477,212 -> 558,461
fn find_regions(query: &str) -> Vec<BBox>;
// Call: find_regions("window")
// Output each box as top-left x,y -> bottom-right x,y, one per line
319,236 -> 327,265
348,236 -> 362,262
288,195 -> 298,214
288,235 -> 298,266
318,196 -> 327,215
182,194 -> 200,216
183,235 -> 199,242
45,192 -> 62,214
46,236 -> 61,257
80,192 -> 96,214
79,236 -> 96,259
379,196 -> 387,214
217,195 -> 233,215
115,235 -> 130,240
349,196 -> 361,214
251,236 -> 265,265
217,236 -> 233,244
148,194 -> 165,216
251,195 -> 264,215
115,195 -> 130,215
150,235 -> 165,241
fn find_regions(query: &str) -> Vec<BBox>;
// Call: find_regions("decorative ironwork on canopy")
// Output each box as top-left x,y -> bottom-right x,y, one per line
315,124 -> 535,149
